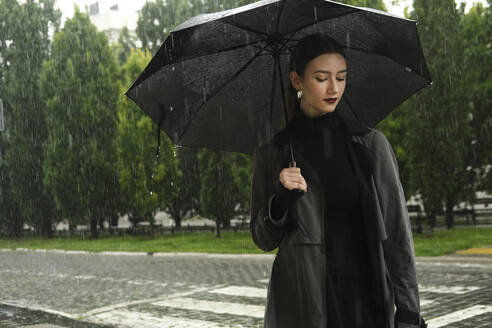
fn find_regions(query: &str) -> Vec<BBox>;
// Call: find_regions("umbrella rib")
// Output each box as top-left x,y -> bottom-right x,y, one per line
127,40 -> 265,93
175,39 -> 265,68
344,46 -> 430,80
177,43 -> 270,143
275,0 -> 288,33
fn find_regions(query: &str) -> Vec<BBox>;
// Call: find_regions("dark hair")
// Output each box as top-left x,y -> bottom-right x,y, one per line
283,33 -> 347,127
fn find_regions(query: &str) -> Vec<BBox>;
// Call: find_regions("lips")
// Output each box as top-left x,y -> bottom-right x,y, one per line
324,98 -> 337,104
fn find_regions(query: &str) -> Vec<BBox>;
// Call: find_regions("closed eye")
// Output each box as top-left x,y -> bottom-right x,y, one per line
316,78 -> 345,82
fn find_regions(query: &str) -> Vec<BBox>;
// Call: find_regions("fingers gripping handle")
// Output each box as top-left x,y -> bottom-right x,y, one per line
289,160 -> 305,195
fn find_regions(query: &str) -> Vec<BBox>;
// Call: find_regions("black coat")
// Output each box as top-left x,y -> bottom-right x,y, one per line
250,109 -> 427,328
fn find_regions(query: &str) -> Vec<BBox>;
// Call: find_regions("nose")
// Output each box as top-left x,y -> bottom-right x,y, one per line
326,78 -> 339,94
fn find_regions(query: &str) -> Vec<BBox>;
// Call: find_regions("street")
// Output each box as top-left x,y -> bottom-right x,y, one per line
0,249 -> 491,327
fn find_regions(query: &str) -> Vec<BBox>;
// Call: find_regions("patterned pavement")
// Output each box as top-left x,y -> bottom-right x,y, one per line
0,249 -> 491,327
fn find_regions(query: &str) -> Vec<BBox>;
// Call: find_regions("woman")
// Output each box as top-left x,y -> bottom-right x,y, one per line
250,33 -> 427,328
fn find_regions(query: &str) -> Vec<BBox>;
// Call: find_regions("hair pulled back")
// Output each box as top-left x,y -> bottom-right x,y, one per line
283,33 -> 346,127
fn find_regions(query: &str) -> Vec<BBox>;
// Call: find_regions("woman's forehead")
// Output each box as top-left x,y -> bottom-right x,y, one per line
307,53 -> 347,73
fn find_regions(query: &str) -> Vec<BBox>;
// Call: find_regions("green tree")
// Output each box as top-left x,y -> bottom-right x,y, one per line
0,0 -> 61,237
198,149 -> 240,238
136,0 -> 189,54
40,8 -> 120,238
117,48 -> 180,231
230,153 -> 253,218
163,148 -> 251,232
0,129 -> 23,238
170,146 -> 201,227
459,2 -> 492,194
112,26 -> 136,65
405,0 -> 474,229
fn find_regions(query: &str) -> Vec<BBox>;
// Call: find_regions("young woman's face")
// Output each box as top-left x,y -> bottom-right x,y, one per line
290,53 -> 347,118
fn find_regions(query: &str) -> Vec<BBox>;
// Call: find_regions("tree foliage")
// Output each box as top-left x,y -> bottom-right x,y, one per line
198,149 -> 240,237
459,2 -> 492,193
40,8 -> 120,238
0,0 -> 60,237
113,26 -> 136,65
404,0 -> 491,228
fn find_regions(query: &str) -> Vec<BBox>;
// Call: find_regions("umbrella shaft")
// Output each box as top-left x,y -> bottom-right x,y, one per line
275,56 -> 296,167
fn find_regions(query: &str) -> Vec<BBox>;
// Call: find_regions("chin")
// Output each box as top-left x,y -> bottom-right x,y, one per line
322,105 -> 337,113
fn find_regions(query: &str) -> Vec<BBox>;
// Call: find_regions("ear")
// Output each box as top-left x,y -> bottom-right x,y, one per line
289,71 -> 303,91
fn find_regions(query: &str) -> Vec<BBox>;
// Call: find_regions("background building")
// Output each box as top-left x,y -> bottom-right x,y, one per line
58,0 -> 146,44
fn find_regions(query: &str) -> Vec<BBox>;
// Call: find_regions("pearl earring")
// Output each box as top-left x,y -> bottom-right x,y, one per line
297,90 -> 303,100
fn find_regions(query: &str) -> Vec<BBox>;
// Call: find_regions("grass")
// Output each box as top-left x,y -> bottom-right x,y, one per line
413,226 -> 492,256
0,227 -> 491,257
0,231 -> 273,254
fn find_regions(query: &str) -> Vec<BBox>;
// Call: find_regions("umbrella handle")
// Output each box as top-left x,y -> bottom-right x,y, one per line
276,52 -> 303,196
288,160 -> 306,195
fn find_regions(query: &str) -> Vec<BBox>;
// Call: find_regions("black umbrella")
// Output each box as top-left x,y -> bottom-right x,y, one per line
125,0 -> 431,160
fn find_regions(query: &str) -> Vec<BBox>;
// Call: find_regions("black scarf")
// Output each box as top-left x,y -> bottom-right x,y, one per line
290,107 -> 340,161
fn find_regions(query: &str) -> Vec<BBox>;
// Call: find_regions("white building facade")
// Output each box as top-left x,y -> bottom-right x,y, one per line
60,0 -> 147,44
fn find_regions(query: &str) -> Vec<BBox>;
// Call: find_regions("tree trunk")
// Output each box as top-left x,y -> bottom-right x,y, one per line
168,203 -> 182,228
109,214 -> 119,235
90,217 -> 98,238
98,217 -> 104,233
427,211 -> 436,230
445,199 -> 454,229
8,215 -> 24,238
40,215 -> 53,238
174,210 -> 182,228
216,220 -> 221,238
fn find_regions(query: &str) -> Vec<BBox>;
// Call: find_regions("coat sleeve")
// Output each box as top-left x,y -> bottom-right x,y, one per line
250,145 -> 289,252
372,131 -> 427,328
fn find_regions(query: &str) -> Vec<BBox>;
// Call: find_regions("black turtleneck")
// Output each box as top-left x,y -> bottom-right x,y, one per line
270,108 -> 361,220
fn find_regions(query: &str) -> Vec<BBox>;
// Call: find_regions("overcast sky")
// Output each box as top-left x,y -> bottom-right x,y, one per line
55,0 -> 489,26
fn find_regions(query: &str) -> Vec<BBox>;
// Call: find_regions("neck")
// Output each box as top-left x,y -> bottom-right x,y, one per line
299,103 -> 336,118
299,107 -> 336,119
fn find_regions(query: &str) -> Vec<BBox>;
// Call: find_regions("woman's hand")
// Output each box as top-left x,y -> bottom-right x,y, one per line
279,163 -> 308,192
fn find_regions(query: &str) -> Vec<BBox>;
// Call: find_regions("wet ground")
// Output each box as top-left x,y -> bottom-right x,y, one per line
0,249 -> 491,327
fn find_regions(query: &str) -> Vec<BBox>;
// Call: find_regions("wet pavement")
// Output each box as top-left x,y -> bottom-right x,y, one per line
0,249 -> 491,327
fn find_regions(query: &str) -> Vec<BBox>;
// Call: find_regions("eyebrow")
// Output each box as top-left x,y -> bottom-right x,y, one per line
313,69 -> 347,74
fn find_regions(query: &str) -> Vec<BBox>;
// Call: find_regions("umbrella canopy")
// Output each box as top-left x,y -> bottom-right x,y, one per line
125,0 -> 431,155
